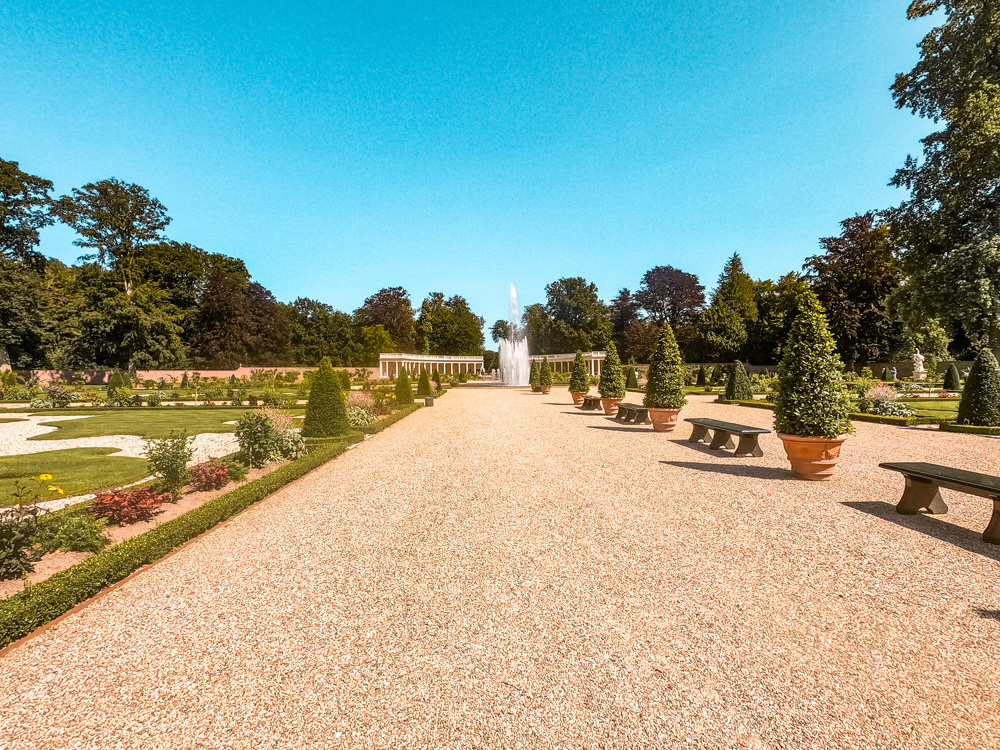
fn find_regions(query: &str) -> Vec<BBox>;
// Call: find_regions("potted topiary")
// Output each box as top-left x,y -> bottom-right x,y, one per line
539,356 -> 553,394
773,292 -> 854,480
529,360 -> 541,392
569,350 -> 589,404
643,324 -> 687,431
724,361 -> 753,402
956,349 -> 1000,427
598,342 -> 626,415
943,362 -> 962,392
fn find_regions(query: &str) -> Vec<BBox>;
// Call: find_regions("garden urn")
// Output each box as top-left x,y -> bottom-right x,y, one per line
601,397 -> 623,416
647,407 -> 682,433
570,391 -> 586,405
777,433 -> 849,480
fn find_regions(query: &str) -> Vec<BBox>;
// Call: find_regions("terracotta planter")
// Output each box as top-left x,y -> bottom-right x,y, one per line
601,397 -> 623,416
777,433 -> 849,480
570,391 -> 586,405
541,385 -> 551,395
647,407 -> 682,432
531,385 -> 541,392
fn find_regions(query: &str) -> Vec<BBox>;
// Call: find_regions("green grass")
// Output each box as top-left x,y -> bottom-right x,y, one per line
0,448 -> 150,505
29,408 -> 304,441
0,418 -> 25,424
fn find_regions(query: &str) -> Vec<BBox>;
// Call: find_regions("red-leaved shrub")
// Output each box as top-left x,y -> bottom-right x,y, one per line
89,488 -> 166,525
189,460 -> 229,492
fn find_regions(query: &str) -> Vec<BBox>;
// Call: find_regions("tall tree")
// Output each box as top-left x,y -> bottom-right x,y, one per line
244,283 -> 292,366
0,258 -> 45,366
634,265 -> 705,347
713,254 -> 758,324
745,274 -> 812,365
354,286 -> 416,352
622,319 -> 659,363
0,158 -> 53,267
53,179 -> 171,295
610,288 -> 641,353
889,1 -> 1000,354
522,303 -> 555,354
543,277 -> 611,352
805,213 -> 905,365
284,297 -> 361,366
416,293 -> 485,355
189,271 -> 250,368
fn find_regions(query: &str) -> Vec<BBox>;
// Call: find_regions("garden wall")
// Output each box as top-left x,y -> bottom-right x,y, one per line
20,367 -> 381,385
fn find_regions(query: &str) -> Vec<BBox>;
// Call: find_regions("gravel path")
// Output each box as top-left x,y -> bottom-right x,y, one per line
1,390 -> 998,749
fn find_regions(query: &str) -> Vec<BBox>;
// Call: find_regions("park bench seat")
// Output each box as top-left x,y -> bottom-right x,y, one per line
614,402 -> 651,425
581,395 -> 602,411
879,462 -> 1000,545
685,417 -> 770,457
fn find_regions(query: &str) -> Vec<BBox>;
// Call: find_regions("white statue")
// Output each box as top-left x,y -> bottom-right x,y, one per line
912,349 -> 927,380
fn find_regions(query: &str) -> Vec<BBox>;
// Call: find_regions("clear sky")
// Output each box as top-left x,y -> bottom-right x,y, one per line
2,1 -> 936,333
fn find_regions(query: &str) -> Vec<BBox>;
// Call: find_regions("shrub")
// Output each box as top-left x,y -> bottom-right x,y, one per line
145,431 -> 193,500
146,391 -> 163,407
230,390 -> 245,407
338,370 -> 352,391
0,503 -> 40,581
725,361 -> 753,401
598,342 -> 626,400
276,431 -> 309,460
569,350 -> 589,393
644,325 -> 686,409
696,365 -> 707,386
235,411 -> 280,467
539,356 -> 553,387
529,360 -> 540,388
394,367 -> 414,405
863,384 -> 897,403
248,394 -> 258,407
302,357 -> 349,437
89,488 -> 166,526
226,460 -> 248,483
189,460 -> 230,492
180,371 -> 189,389
625,365 -> 638,390
131,394 -> 144,407
416,369 -> 432,396
347,405 -> 377,427
871,400 -> 915,417
943,363 -> 961,391
34,512 -> 109,555
773,292 -> 853,438
204,381 -> 226,400
260,388 -> 281,407
432,369 -> 441,389
957,349 -> 1000,427
106,369 -> 129,395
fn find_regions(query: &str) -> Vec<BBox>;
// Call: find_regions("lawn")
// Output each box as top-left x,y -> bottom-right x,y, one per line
28,408 -> 303,441
902,398 -> 960,418
0,448 -> 150,506
0,418 -> 25,424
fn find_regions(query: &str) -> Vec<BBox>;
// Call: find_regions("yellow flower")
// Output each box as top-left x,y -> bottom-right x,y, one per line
48,486 -> 64,495
38,474 -> 53,481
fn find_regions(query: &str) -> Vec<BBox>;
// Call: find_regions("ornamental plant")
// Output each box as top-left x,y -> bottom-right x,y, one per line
394,367 -> 414,405
569,350 -> 589,393
235,410 -> 280,467
943,363 -> 961,391
529,360 -> 540,388
772,292 -> 853,438
180,371 -> 189,389
598,341 -> 626,400
339,370 -> 352,391
145,431 -> 193,500
643,324 -> 686,409
302,357 -> 349,437
956,349 -> 1000,427
625,365 -> 638,390
90,487 -> 166,526
432,368 -> 441,389
539,356 -> 553,387
416,369 -> 432,396
189,460 -> 230,492
725,361 -> 753,401
696,365 -> 707,386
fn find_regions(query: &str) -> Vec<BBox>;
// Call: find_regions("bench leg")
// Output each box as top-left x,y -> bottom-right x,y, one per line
708,430 -> 736,450
983,498 -> 1000,545
689,424 -> 709,443
734,434 -> 764,458
895,477 -> 948,515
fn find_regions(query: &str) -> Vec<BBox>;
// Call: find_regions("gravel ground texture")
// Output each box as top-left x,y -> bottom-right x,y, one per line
1,389 -> 998,750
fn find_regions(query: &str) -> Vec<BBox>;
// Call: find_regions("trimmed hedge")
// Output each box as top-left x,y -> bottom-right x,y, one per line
569,350 -> 589,394
940,421 -> 1000,435
301,357 -> 349,437
0,404 -> 423,649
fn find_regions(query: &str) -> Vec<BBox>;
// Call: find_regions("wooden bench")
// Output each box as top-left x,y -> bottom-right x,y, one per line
685,417 -> 770,457
581,395 -> 603,411
614,403 -> 651,425
879,462 -> 1000,545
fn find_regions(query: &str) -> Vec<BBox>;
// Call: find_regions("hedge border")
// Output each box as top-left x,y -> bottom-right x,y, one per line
0,403 -> 422,650
723,400 -> 953,426
940,422 -> 1000,436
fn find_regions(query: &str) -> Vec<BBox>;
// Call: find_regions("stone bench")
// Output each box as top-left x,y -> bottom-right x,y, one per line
879,462 -> 1000,545
581,395 -> 603,411
685,418 -> 770,458
614,403 -> 651,425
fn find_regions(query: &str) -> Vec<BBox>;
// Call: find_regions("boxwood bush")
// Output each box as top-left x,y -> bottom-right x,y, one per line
725,361 -> 753,402
957,349 -> 1000,427
529,360 -> 540,388
416,369 -> 432,397
643,324 -> 686,409
539,356 -> 553,387
598,342 -> 626,400
943,363 -> 961,392
569,350 -> 589,394
394,367 -> 414,405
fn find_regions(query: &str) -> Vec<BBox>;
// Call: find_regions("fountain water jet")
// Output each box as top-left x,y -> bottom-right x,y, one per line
499,283 -> 530,386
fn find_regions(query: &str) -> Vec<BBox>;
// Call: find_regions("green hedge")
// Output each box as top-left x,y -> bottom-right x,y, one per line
0,404 -> 423,649
940,422 -> 1000,435
724,400 -> 951,426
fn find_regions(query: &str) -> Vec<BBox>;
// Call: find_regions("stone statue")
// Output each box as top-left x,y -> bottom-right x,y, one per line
912,349 -> 927,380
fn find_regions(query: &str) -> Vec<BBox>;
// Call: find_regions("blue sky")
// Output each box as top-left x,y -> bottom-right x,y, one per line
2,1 -> 935,333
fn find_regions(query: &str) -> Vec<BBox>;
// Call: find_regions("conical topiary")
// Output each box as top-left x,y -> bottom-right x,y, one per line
625,365 -> 638,390
569,350 -> 589,394
598,342 -> 626,400
301,357 -> 348,437
773,292 -> 853,438
529,360 -> 540,388
180,371 -> 189,389
886,367 -> 896,382
956,349 -> 1000,427
943,363 -> 961,392
696,365 -> 707,386
395,367 -> 414,405
416,368 -> 432,396
725,361 -> 753,402
432,368 -> 441,389
643,324 -> 686,409
339,370 -> 352,391
539,356 -> 553,387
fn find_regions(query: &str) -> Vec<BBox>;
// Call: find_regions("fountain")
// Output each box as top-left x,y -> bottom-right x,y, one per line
499,283 -> 531,386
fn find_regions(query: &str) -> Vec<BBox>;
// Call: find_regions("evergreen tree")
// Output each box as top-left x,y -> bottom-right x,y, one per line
696,365 -> 707,386
956,349 -> 1000,427
181,371 -> 189,389
725,361 -> 753,401
625,364 -> 639,390
539,356 -> 553,387
569,350 -> 589,393
416,368 -> 432,396
598,342 -> 626,399
339,369 -> 351,391
432,368 -> 441,389
714,254 -> 758,323
394,367 -> 414,405
529,360 -> 540,388
773,292 -> 853,438
643,324 -> 686,409
301,357 -> 348,437
943,363 -> 961,391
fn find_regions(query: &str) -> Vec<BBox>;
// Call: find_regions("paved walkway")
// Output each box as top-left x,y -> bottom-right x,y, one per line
1,389 -> 998,749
